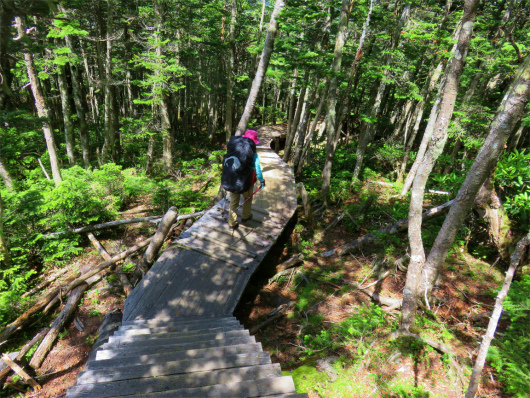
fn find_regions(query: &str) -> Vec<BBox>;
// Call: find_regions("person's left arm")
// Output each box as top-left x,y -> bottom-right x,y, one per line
254,153 -> 265,187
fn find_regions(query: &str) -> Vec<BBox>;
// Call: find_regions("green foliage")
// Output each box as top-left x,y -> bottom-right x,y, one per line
302,303 -> 386,356
496,149 -> 530,229
488,275 -> 530,397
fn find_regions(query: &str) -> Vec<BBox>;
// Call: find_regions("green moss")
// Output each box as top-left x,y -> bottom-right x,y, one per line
283,365 -> 329,394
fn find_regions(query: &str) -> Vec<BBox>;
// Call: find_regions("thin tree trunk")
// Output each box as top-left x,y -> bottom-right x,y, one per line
419,53 -> 530,297
0,155 -> 13,188
14,16 -> 62,186
155,0 -> 173,172
0,192 -> 9,263
225,0 -> 237,141
465,231 -> 530,398
352,4 -> 410,181
293,76 -> 319,170
57,63 -> 76,165
285,69 -> 298,143
296,83 -> 329,176
102,0 -> 115,162
321,0 -> 354,205
65,34 -> 90,169
400,0 -> 479,332
235,0 -> 285,136
284,71 -> 308,161
507,124 -> 524,153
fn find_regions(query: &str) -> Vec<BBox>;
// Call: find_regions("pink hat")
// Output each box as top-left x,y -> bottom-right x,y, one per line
242,130 -> 260,145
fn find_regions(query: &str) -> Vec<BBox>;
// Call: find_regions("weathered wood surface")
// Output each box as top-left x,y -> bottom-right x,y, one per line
123,126 -> 297,321
67,126 -> 307,398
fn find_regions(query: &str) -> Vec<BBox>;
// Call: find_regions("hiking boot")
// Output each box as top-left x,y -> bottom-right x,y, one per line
242,213 -> 253,223
229,222 -> 239,230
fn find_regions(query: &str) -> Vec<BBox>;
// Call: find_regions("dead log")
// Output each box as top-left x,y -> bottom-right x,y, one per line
296,182 -> 315,229
87,233 -> 132,296
21,268 -> 68,298
324,213 -> 345,233
358,195 -> 375,216
250,304 -> 294,334
268,267 -> 300,285
44,215 -> 163,237
277,254 -> 304,272
136,207 -> 178,279
0,328 -> 49,381
322,200 -> 454,257
29,283 -> 87,369
0,238 -> 151,344
1,354 -> 41,390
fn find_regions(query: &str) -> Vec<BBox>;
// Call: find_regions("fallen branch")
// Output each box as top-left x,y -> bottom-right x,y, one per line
29,283 -> 87,369
1,354 -> 41,390
21,268 -> 68,299
136,207 -> 178,280
0,328 -> 49,381
87,233 -> 132,296
250,303 -> 294,334
296,182 -> 315,229
322,200 -> 454,257
268,268 -> 298,285
44,215 -> 163,237
277,254 -> 304,272
395,330 -> 458,358
0,238 -> 151,344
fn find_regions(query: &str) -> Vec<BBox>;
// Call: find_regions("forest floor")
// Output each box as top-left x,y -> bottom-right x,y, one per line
234,201 -> 512,398
1,176 -> 513,398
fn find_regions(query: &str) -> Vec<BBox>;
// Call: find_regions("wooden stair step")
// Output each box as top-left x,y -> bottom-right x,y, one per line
89,342 -> 264,369
105,329 -> 250,349
118,317 -> 240,331
67,366 -> 287,398
209,214 -> 277,238
96,336 -> 257,360
113,324 -> 243,337
75,361 -> 281,386
99,376 -> 296,398
200,222 -> 269,247
121,315 -> 236,327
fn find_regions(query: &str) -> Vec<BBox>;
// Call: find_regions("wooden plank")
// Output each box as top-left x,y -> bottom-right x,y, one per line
194,265 -> 240,316
201,223 -> 268,248
190,232 -> 258,257
123,247 -> 180,319
175,240 -> 251,270
222,198 -> 287,220
126,250 -> 194,321
143,252 -> 218,320
209,214 -> 277,239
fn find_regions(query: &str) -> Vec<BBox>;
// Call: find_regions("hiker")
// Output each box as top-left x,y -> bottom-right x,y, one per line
221,129 -> 266,229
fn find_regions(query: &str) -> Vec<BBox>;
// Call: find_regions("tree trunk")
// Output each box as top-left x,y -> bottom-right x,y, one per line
225,0 -> 237,141
29,283 -> 87,369
321,0 -> 353,205
57,63 -> 76,165
465,231 -> 530,398
293,76 -> 320,170
296,83 -> 329,176
65,33 -> 90,169
285,69 -> 299,144
284,71 -> 308,161
419,53 -> 530,297
235,0 -> 285,136
155,0 -> 173,172
400,0 -> 479,332
0,155 -> 13,188
102,0 -> 115,162
14,16 -> 62,186
507,124 -> 525,153
352,4 -> 410,181
0,192 -> 9,263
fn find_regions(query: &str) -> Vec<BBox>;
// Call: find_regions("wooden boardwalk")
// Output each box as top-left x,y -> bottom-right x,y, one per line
65,126 -> 307,398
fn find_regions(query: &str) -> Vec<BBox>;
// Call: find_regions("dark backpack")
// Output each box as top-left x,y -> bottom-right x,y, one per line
221,136 -> 256,194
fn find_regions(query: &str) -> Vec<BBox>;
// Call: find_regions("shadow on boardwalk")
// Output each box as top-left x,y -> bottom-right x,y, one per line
64,125 -> 308,398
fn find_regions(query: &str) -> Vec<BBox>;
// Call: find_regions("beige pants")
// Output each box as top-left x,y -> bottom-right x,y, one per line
229,184 -> 254,226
